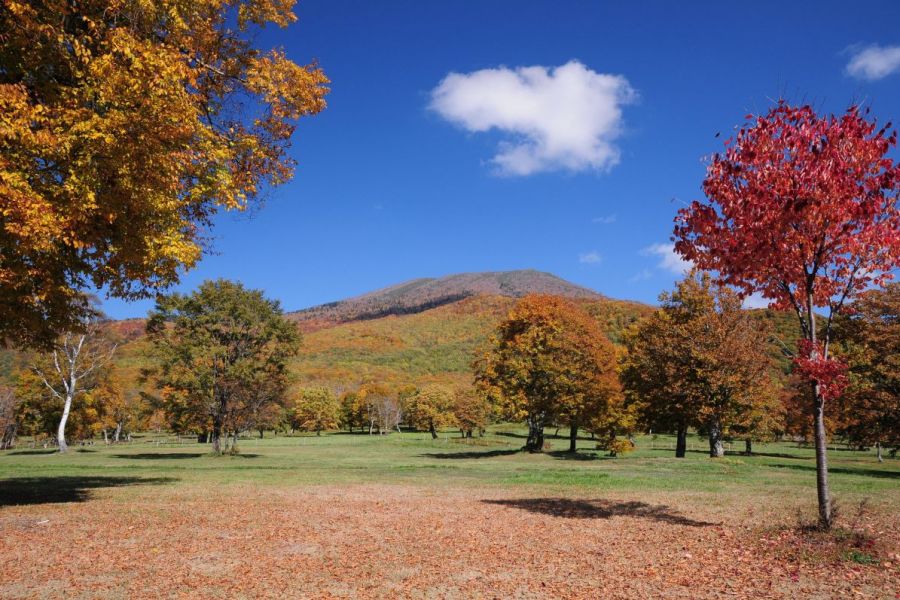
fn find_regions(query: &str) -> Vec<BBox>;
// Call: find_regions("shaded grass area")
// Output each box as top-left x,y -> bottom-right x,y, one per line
0,428 -> 897,509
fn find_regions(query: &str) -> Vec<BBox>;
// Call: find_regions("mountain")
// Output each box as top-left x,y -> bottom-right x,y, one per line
289,269 -> 604,332
293,294 -> 653,388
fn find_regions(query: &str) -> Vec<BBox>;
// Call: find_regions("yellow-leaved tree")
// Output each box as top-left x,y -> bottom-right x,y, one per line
0,0 -> 329,347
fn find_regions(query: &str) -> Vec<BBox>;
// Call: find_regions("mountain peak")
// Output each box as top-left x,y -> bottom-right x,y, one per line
289,270 -> 602,329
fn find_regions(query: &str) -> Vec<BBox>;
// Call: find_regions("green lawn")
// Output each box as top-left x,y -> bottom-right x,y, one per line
2,427 -> 896,513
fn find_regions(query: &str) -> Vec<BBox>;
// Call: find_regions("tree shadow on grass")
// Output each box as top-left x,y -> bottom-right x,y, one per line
686,449 -> 810,460
112,452 -> 260,460
483,498 -> 716,527
0,476 -> 177,507
766,463 -> 899,479
420,449 -> 521,460
4,449 -> 58,456
546,451 -> 612,462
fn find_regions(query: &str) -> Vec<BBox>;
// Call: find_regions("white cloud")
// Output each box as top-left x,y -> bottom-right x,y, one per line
429,60 -> 637,176
742,292 -> 771,310
846,45 -> 900,80
592,215 -> 617,224
579,251 -> 602,265
628,269 -> 653,283
641,243 -> 692,275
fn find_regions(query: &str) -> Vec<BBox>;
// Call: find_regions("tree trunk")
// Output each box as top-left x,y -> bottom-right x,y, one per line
258,428 -> 264,439
876,441 -> 883,463
429,422 -> 437,440
804,294 -> 833,529
744,438 -> 752,455
102,428 -> 108,445
675,425 -> 687,458
568,422 -> 578,453
316,429 -> 321,436
526,415 -> 545,452
812,385 -> 832,528
1,423 -> 17,449
211,415 -> 224,454
708,417 -> 724,458
57,392 -> 74,453
114,422 -> 122,442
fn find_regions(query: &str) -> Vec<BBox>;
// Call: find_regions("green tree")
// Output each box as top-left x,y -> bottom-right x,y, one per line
145,279 -> 299,453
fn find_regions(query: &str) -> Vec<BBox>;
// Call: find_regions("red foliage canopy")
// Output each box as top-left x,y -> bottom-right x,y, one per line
674,102 -> 900,320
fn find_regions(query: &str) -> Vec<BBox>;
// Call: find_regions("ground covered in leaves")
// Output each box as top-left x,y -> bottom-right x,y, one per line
1,432 -> 897,598
1,482 -> 897,599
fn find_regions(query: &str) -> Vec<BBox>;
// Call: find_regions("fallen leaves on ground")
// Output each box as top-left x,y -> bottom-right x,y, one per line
0,484 -> 896,599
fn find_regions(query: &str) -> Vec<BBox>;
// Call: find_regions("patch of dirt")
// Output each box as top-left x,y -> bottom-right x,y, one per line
0,484 -> 896,599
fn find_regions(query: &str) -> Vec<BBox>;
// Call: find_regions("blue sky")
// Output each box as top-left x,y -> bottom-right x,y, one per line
102,0 -> 900,319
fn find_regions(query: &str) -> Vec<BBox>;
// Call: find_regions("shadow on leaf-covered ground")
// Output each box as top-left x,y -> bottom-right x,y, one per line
0,476 -> 177,507
483,497 -> 717,527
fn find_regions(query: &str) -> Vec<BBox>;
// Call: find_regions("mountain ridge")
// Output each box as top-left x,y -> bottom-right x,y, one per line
288,269 -> 604,332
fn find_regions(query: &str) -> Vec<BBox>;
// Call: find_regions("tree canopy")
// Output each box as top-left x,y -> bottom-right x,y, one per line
0,0 -> 328,347
475,294 -> 623,453
673,102 -> 900,527
622,274 -> 775,457
145,279 -> 300,453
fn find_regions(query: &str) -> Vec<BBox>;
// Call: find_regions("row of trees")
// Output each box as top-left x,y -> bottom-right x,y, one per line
476,279 -> 898,465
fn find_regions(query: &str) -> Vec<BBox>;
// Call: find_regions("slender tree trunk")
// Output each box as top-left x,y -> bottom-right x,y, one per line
102,428 -> 108,445
429,422 -> 437,440
57,392 -> 73,453
708,417 -> 724,458
526,414 -> 545,452
568,422 -> 578,453
211,415 -> 224,454
812,386 -> 832,528
114,422 -> 122,442
259,428 -> 264,439
316,428 -> 321,436
876,441 -> 883,463
744,438 -> 752,455
675,425 -> 687,458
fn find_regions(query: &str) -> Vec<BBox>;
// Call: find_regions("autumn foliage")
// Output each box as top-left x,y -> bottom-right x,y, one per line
0,0 -> 328,347
674,101 -> 900,526
621,274 -> 777,457
475,294 -> 625,452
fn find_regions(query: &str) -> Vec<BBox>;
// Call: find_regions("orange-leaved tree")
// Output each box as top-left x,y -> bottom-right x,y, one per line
0,0 -> 329,347
474,295 -> 623,453
621,274 -> 774,458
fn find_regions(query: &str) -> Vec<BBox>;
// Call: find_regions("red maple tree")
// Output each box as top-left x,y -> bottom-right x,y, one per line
674,101 -> 900,528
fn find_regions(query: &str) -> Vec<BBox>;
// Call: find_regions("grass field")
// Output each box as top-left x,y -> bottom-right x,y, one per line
1,429 -> 898,598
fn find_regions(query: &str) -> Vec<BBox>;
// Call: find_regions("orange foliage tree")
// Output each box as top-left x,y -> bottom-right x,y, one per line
475,295 -> 624,453
621,274 -> 775,457
832,284 -> 899,460
0,0 -> 328,347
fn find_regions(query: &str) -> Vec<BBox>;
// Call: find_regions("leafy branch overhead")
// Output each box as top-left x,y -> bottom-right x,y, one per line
0,0 -> 329,347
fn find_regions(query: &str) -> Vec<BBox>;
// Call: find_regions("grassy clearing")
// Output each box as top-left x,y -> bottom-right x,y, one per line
1,427 -> 896,512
